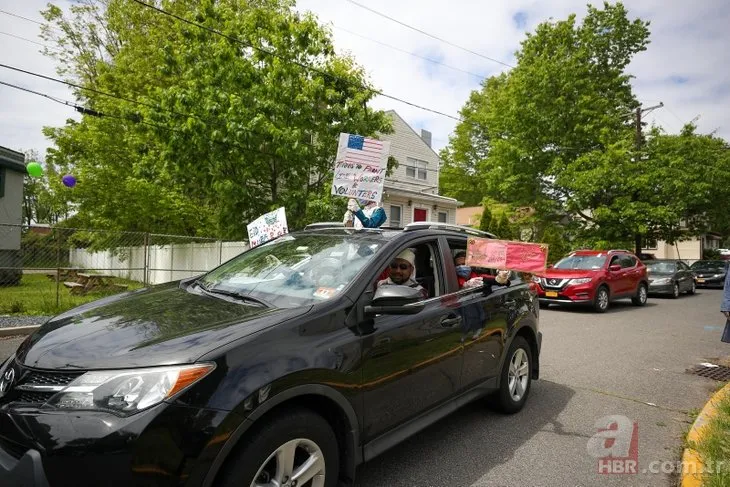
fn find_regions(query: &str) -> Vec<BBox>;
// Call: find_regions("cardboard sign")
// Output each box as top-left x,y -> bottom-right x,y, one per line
466,238 -> 549,273
247,207 -> 288,248
331,133 -> 390,203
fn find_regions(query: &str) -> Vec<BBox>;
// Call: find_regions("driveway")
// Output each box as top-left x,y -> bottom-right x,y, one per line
0,290 -> 727,486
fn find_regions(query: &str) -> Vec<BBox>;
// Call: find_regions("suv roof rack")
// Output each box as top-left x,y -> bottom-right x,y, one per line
304,222 -> 344,230
403,222 -> 497,238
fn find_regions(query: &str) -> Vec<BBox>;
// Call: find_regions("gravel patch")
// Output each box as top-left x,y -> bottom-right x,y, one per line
0,315 -> 52,328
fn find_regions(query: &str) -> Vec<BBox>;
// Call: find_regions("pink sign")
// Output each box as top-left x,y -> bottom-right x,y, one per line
466,238 -> 549,273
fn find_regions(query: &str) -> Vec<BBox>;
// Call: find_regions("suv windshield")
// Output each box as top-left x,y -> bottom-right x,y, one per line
554,255 -> 607,270
646,261 -> 676,273
196,233 -> 383,308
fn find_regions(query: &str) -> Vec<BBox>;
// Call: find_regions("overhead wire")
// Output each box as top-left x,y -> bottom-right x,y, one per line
343,0 -> 514,69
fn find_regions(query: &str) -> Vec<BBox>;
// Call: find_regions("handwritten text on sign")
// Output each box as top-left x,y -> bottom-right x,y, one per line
247,207 -> 288,248
331,133 -> 390,203
466,238 -> 549,274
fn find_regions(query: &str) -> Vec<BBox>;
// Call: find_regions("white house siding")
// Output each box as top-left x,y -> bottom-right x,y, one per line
381,111 -> 441,192
377,111 -> 459,224
643,239 -> 702,261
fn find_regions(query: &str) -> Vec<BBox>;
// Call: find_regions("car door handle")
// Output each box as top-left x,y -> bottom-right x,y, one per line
503,299 -> 518,308
440,316 -> 462,327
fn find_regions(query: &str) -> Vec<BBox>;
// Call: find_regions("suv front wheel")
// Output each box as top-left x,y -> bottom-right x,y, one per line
593,286 -> 610,313
218,408 -> 340,487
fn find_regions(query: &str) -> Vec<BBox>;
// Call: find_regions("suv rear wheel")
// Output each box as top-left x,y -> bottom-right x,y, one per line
218,408 -> 339,487
632,283 -> 648,306
491,335 -> 532,414
593,286 -> 610,313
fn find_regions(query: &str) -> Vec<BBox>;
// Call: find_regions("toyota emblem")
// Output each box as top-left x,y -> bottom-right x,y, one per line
0,368 -> 15,395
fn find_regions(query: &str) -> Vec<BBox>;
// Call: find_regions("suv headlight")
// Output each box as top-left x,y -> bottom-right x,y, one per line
532,276 -> 541,283
569,278 -> 592,285
46,363 -> 215,416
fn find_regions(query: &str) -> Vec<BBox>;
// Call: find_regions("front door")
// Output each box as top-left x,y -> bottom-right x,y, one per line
359,239 -> 463,445
413,208 -> 428,222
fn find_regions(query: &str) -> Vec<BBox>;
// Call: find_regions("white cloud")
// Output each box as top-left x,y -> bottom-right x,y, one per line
0,0 -> 728,159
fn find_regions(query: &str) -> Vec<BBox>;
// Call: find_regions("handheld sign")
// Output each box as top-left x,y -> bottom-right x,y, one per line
247,207 -> 288,248
466,238 -> 549,274
331,133 -> 390,203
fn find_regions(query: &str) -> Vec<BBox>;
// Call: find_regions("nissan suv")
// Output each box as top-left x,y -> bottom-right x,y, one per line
0,222 -> 541,487
533,249 -> 649,312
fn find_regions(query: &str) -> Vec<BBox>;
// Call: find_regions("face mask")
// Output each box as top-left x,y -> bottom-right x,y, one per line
455,265 -> 472,278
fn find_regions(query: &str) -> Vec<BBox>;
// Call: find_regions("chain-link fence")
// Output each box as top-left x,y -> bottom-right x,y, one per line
0,224 -> 248,315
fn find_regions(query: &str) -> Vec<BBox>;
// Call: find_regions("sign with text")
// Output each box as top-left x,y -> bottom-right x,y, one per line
247,207 -> 288,248
331,133 -> 390,203
466,238 -> 549,273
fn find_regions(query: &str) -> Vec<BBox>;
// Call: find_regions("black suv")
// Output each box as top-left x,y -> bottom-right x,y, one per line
0,223 -> 541,487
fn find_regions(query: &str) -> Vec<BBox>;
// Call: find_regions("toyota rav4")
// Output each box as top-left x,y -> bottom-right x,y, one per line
0,222 -> 541,487
533,249 -> 649,312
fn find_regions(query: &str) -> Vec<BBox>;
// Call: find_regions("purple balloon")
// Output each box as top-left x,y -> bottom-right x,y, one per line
62,174 -> 76,187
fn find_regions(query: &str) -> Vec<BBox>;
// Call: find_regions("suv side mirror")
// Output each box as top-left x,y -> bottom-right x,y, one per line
364,285 -> 425,316
547,264 -> 553,269
609,264 -> 621,272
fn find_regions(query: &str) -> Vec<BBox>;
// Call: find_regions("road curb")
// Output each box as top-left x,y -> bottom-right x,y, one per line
0,325 -> 39,337
681,381 -> 730,487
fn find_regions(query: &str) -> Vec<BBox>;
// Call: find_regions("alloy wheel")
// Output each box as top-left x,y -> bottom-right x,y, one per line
251,438 -> 326,487
508,348 -> 530,402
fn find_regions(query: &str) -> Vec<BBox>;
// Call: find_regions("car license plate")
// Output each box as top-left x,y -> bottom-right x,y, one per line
546,291 -> 558,297
697,279 -> 705,283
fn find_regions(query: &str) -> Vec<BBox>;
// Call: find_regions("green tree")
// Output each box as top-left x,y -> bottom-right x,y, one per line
440,2 -> 651,243
40,0 -> 392,239
478,205 -> 493,232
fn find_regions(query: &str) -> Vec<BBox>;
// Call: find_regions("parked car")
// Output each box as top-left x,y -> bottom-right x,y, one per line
0,222 -> 541,487
690,260 -> 729,289
644,259 -> 696,298
533,249 -> 649,313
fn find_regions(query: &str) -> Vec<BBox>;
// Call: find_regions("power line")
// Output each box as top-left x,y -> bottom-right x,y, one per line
128,0 -> 462,122
332,24 -> 486,81
0,31 -> 46,48
343,0 -> 514,69
0,8 -> 45,26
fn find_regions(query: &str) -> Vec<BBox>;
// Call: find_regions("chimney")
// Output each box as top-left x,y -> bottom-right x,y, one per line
420,129 -> 432,148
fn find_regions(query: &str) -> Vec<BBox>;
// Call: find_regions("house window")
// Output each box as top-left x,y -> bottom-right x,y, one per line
389,205 -> 402,227
438,211 -> 447,223
0,167 -> 5,198
644,238 -> 657,250
406,157 -> 427,180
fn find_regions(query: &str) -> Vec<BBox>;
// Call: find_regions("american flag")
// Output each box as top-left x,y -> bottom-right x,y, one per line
344,134 -> 384,166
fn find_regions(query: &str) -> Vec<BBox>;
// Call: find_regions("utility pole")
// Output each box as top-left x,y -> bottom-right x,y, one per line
633,102 -> 663,256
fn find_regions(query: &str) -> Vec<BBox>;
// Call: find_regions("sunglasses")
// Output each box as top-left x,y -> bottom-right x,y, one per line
390,262 -> 411,270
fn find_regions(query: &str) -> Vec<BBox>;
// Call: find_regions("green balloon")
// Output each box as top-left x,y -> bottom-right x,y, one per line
26,162 -> 43,177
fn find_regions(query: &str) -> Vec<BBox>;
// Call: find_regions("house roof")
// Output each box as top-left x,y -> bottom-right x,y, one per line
383,110 -> 442,161
0,146 -> 25,173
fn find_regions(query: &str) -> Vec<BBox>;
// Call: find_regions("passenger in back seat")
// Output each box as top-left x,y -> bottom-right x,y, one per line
453,250 -> 511,289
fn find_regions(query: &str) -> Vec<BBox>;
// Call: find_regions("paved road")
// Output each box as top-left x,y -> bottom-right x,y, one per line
1,290 -> 727,486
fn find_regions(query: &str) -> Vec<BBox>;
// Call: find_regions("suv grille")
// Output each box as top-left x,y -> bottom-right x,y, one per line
0,362 -> 84,407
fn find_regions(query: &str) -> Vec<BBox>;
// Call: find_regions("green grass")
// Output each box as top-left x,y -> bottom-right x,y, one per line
0,274 -> 144,316
688,383 -> 730,487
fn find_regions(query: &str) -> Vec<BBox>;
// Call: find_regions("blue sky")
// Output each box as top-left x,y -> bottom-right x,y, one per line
1,0 -> 729,157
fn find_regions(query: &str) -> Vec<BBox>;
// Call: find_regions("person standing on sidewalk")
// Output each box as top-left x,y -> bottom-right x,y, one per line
721,268 -> 730,342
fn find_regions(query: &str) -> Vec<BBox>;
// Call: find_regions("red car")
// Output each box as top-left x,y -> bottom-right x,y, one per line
533,249 -> 649,313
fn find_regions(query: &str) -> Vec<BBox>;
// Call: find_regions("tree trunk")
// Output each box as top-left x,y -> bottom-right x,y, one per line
635,233 -> 642,256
